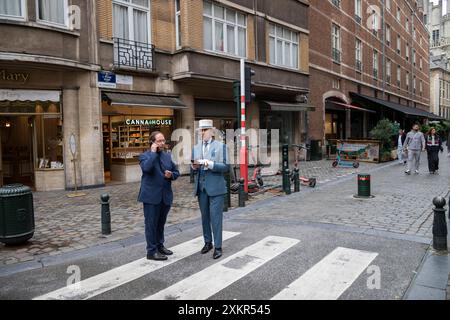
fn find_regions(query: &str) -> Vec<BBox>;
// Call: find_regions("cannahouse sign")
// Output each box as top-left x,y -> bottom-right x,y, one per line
126,119 -> 173,126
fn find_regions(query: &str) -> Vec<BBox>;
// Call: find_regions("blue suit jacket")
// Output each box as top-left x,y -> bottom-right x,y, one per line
138,151 -> 180,205
192,140 -> 229,197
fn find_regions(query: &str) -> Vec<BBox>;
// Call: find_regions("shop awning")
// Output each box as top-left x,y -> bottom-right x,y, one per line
350,92 -> 444,120
103,92 -> 187,109
262,101 -> 316,112
0,89 -> 60,102
326,101 -> 376,113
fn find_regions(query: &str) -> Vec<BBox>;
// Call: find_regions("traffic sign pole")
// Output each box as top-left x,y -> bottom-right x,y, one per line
240,59 -> 248,193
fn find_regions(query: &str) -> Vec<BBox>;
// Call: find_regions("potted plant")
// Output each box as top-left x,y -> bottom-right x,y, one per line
369,119 -> 399,162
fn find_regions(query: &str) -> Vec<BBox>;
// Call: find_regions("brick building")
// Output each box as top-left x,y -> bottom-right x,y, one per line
309,0 -> 438,155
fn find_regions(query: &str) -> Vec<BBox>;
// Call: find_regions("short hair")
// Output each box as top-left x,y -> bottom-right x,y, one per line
149,131 -> 164,145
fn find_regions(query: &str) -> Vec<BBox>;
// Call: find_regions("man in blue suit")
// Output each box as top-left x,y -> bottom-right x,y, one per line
191,119 -> 229,259
138,131 -> 180,261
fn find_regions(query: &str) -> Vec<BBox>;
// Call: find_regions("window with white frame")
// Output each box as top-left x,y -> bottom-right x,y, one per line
406,72 -> 410,90
412,49 -> 416,65
420,57 -> 422,70
397,7 -> 401,21
355,38 -> 362,72
397,65 -> 401,86
0,0 -> 26,19
420,80 -> 423,95
386,0 -> 391,11
386,25 -> 391,46
37,0 -> 68,27
332,24 -> 341,63
113,0 -> 150,43
203,1 -> 247,57
269,23 -> 299,68
355,0 -> 361,23
406,43 -> 409,60
373,50 -> 378,78
413,76 -> 416,93
397,35 -> 401,54
175,0 -> 181,48
406,19 -> 409,33
386,59 -> 391,83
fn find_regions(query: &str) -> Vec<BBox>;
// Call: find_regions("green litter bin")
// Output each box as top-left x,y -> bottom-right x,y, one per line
357,174 -> 371,198
0,184 -> 35,245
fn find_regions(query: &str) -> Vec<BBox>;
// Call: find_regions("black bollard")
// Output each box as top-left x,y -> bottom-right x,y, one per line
432,197 -> 447,252
101,193 -> 111,235
225,171 -> 231,208
238,178 -> 246,207
285,169 -> 291,195
190,166 -> 194,184
293,168 -> 300,193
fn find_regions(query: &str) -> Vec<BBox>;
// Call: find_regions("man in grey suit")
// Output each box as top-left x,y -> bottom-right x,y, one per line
191,119 -> 229,259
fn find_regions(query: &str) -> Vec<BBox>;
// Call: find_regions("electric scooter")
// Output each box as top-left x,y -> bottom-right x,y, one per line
290,144 -> 317,188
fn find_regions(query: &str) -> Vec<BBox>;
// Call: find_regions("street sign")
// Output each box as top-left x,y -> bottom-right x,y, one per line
69,133 -> 77,156
98,71 -> 117,89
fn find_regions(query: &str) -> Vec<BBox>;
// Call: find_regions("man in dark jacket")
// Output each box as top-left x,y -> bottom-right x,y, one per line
138,131 -> 180,260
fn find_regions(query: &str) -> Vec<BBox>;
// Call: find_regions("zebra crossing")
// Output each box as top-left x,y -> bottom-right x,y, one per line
34,231 -> 379,300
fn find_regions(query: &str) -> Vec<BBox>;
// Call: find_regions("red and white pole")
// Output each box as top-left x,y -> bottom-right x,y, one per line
240,59 -> 248,193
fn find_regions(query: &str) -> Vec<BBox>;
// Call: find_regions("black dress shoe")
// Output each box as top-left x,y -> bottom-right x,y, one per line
147,252 -> 168,261
158,246 -> 173,256
201,243 -> 213,254
213,248 -> 222,259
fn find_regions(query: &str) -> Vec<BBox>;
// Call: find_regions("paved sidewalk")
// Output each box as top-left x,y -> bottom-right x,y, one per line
0,159 -> 379,266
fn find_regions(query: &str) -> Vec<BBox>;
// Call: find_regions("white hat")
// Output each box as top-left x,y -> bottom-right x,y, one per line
197,119 -> 215,130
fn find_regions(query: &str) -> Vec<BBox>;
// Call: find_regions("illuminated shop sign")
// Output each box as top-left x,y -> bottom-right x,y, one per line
125,119 -> 173,126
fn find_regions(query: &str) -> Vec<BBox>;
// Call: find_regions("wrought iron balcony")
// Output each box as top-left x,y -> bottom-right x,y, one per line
332,48 -> 341,63
113,37 -> 155,71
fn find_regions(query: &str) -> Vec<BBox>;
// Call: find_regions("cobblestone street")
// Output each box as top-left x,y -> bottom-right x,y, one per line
0,159 -> 380,266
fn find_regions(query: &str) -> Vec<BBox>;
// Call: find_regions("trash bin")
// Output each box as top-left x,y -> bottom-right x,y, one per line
0,184 -> 35,245
309,140 -> 323,161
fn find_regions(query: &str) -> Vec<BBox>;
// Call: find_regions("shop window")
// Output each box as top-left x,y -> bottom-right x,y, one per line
0,0 -> 26,20
36,0 -> 69,27
35,114 -> 63,169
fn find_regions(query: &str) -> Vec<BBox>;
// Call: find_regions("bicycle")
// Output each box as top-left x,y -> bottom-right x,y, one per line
290,144 -> 317,188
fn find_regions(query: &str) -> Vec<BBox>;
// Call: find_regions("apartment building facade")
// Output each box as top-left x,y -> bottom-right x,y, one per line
309,0 -> 435,152
0,0 -> 102,191
0,0 -> 310,190
424,0 -> 450,119
97,0 -> 311,181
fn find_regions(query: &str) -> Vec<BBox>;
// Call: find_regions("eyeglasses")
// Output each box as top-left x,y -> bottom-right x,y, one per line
155,139 -> 166,143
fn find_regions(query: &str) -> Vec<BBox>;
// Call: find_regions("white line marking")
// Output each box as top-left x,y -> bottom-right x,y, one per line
34,231 -> 241,300
144,236 -> 300,300
272,247 -> 378,300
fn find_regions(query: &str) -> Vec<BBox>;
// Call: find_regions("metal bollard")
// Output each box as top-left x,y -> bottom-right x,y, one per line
293,168 -> 300,193
238,178 -> 246,207
190,167 -> 194,184
225,171 -> 231,208
432,197 -> 447,252
101,193 -> 111,235
284,169 -> 291,195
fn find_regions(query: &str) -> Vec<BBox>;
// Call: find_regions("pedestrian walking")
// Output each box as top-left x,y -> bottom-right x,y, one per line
403,123 -> 426,175
425,128 -> 443,174
395,129 -> 406,165
191,119 -> 229,260
138,131 -> 180,261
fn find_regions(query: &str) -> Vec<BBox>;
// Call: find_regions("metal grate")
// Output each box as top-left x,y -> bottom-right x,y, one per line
113,38 -> 155,71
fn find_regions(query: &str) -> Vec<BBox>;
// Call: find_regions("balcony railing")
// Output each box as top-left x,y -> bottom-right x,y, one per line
431,37 -> 450,48
332,48 -> 341,63
113,37 -> 155,71
356,60 -> 362,72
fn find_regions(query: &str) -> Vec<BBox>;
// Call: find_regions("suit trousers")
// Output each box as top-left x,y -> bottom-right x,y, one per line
143,202 -> 171,255
198,190 -> 224,249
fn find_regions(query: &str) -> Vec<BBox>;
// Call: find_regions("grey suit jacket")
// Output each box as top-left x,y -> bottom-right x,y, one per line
192,140 -> 229,197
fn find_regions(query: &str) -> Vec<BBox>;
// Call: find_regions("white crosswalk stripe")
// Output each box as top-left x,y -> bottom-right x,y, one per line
33,231 -> 240,300
271,247 -> 378,300
144,236 -> 300,300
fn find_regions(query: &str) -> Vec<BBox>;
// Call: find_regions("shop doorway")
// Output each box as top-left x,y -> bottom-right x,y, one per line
0,116 -> 34,188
